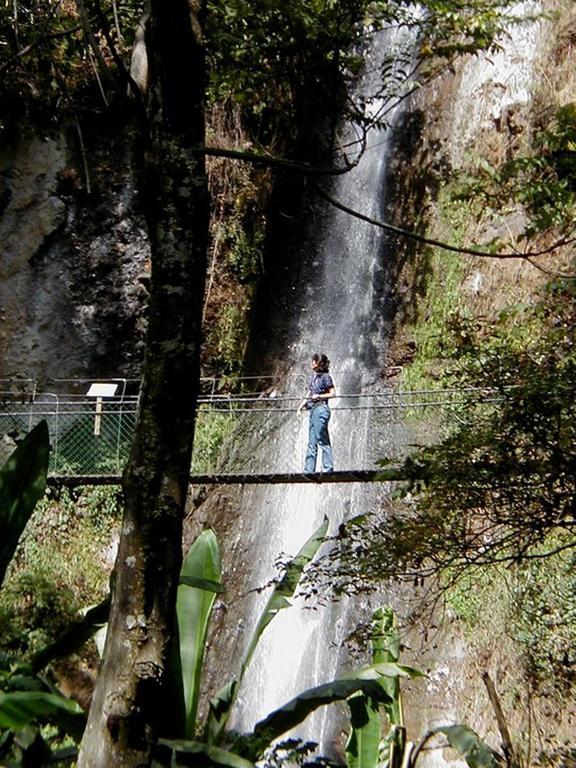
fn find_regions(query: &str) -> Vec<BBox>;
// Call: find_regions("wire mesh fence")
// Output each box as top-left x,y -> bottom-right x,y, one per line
191,387 -> 493,476
0,378 -> 497,478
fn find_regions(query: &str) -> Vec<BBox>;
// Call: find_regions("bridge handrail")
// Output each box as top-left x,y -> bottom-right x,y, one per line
0,386 -> 504,414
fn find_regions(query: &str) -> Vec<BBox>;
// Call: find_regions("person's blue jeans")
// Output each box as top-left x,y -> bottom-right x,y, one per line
305,403 -> 334,473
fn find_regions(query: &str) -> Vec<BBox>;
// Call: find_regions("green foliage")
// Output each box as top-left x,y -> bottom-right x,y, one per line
156,519 -> 420,767
346,608 -> 402,768
54,410 -> 135,476
509,545 -> 576,691
222,219 -> 265,284
205,0 -> 520,153
458,103 -> 576,239
401,186 -> 470,391
238,517 -> 329,682
0,651 -> 85,766
158,531 -> 433,768
0,421 -> 49,588
155,738 -> 256,768
0,486 -> 120,656
214,302 -> 251,378
192,410 -> 232,475
171,530 -> 223,739
322,279 -> 576,645
0,690 -> 83,736
251,675 -> 394,751
413,725 -> 502,768
203,517 -> 329,748
0,0 -> 143,131
396,279 -> 576,570
205,0 -> 360,148
413,0 -> 523,58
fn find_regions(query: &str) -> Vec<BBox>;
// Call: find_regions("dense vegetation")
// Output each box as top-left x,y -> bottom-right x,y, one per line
2,1 -> 575,766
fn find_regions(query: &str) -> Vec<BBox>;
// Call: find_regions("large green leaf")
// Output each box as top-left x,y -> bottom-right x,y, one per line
240,516 -> 329,679
372,608 -> 402,726
0,421 -> 49,588
345,693 -> 381,768
253,677 -> 392,748
412,725 -> 503,768
204,517 -> 329,746
343,662 -> 422,682
154,739 -> 255,768
345,609 -> 412,768
0,691 -> 84,740
204,680 -> 237,746
175,529 -> 222,739
437,725 -> 502,768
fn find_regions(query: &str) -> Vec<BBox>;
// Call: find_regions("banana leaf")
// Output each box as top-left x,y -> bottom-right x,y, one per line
0,691 -> 84,740
154,739 -> 256,768
174,529 -> 222,739
0,421 -> 49,588
345,692 -> 381,768
345,608 -> 403,768
411,725 -> 503,768
253,676 -> 393,748
343,662 -> 422,682
204,516 -> 329,746
435,725 -> 502,768
373,608 -> 403,725
240,516 -> 329,680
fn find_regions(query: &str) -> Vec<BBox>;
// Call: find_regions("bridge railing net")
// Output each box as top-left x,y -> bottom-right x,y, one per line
190,388 -> 490,476
0,386 -> 495,477
0,396 -> 137,475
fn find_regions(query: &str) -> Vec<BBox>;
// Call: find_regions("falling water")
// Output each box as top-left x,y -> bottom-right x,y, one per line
221,27 -> 411,757
205,2 -> 548,761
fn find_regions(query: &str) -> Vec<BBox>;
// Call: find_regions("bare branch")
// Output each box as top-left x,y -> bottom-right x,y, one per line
312,182 -> 576,275
198,145 -> 360,176
0,2 -> 79,76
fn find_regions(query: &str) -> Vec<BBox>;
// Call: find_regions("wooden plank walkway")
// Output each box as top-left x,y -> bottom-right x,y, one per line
47,470 -> 391,488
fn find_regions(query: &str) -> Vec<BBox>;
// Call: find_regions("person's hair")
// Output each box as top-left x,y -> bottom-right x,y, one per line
312,353 -> 330,373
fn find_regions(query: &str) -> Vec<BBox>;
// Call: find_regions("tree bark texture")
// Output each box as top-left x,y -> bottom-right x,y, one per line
78,2 -> 209,766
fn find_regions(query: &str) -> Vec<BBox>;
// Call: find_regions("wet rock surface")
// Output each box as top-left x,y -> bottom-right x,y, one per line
0,127 -> 148,383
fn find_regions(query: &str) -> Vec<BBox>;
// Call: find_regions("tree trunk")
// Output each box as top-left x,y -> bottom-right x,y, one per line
78,2 -> 209,766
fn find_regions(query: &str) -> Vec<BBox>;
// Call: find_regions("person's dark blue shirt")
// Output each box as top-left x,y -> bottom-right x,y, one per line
306,373 -> 334,408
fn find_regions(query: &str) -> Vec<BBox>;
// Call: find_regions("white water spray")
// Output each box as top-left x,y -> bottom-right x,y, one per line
215,4 -> 549,760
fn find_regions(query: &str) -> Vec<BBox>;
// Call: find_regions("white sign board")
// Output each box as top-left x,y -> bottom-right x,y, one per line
86,383 -> 118,398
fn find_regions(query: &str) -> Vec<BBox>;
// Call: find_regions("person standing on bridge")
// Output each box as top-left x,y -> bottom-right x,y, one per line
297,353 -> 335,473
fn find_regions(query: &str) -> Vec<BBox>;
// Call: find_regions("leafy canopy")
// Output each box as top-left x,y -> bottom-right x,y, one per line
0,0 -> 523,151
309,278 -> 576,595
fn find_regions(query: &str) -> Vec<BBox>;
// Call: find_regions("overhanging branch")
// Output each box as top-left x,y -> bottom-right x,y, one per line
195,143 -> 576,277
197,145 -> 359,176
313,183 -> 576,277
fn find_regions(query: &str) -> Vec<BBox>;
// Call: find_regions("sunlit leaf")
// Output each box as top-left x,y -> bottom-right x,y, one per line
0,421 -> 49,588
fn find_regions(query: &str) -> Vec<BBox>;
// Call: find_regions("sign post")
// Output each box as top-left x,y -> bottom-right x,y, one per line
87,383 -> 119,436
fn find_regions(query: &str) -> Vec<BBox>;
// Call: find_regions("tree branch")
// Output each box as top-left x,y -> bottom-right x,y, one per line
312,182 -> 576,276
197,145 -> 359,176
195,142 -> 576,275
0,3 -> 79,75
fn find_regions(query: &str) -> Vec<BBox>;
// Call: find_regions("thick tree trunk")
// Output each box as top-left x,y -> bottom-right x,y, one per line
78,2 -> 209,766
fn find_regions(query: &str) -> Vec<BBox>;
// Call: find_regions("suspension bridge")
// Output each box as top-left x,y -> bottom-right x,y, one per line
0,375 -> 489,486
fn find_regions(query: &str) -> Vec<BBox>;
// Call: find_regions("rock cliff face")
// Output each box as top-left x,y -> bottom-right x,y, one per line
387,0 -> 572,334
0,127 -> 148,384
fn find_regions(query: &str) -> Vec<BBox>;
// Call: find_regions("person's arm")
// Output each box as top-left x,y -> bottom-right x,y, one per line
315,386 -> 335,401
297,390 -> 311,414
315,374 -> 335,402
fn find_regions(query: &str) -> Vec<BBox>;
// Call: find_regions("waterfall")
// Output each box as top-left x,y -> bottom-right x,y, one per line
219,28 -> 411,757
201,2 -> 549,761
